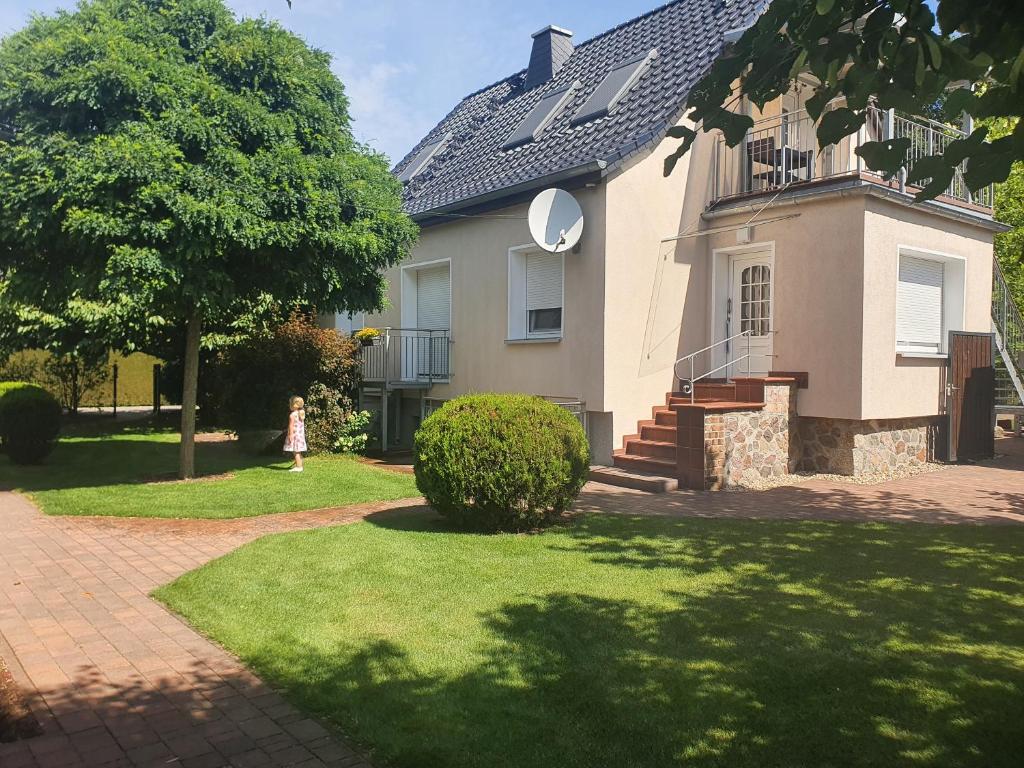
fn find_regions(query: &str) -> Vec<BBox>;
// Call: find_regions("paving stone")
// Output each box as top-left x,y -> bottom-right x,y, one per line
0,491 -> 404,768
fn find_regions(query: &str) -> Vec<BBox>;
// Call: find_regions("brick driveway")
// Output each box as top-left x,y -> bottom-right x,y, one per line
577,435 -> 1024,525
0,495 -> 424,768
2,437 -> 1022,767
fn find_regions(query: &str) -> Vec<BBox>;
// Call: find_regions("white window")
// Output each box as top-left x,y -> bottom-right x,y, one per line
508,248 -> 563,340
895,248 -> 966,355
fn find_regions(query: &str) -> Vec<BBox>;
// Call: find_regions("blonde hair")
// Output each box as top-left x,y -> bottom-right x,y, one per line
290,396 -> 305,419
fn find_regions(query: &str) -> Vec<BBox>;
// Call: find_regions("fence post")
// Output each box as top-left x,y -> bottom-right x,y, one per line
112,363 -> 119,417
153,364 -> 162,416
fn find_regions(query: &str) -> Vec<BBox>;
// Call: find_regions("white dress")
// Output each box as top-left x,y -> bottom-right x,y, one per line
283,411 -> 307,453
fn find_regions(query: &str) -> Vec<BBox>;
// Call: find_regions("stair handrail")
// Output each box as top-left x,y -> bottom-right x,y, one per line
674,330 -> 753,403
993,258 -> 1024,407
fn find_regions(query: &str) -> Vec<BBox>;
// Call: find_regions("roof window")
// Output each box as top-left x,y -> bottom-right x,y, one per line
503,82 -> 580,150
397,132 -> 452,182
572,49 -> 657,125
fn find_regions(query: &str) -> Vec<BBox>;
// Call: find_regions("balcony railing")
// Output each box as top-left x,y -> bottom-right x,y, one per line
360,328 -> 451,388
713,104 -> 993,210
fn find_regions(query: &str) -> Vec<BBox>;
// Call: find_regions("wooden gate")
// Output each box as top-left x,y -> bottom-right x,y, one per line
948,331 -> 995,462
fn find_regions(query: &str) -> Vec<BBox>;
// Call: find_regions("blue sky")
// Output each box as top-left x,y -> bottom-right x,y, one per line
0,0 -> 664,165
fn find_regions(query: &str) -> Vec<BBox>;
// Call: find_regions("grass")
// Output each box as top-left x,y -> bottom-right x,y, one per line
0,431 -> 419,518
157,511 -> 1024,768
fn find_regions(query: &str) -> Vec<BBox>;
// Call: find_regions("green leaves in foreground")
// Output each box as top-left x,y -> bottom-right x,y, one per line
665,0 -> 1024,202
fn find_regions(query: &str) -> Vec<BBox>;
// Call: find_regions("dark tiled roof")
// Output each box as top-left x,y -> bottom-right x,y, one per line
396,0 -> 766,220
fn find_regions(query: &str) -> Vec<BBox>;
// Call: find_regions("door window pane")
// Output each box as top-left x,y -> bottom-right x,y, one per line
739,264 -> 771,337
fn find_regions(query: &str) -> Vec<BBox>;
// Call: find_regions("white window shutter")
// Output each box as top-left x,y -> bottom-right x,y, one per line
416,265 -> 450,330
526,252 -> 562,311
897,255 -> 944,350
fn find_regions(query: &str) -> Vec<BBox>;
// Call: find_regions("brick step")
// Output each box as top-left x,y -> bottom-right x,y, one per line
588,465 -> 678,493
623,438 -> 676,460
668,396 -> 750,407
640,423 -> 677,442
695,382 -> 736,397
612,453 -> 677,475
653,409 -> 677,426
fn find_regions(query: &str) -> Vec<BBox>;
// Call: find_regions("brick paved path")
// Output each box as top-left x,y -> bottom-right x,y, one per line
576,436 -> 1024,525
2,438 -> 1022,767
0,495 -> 425,768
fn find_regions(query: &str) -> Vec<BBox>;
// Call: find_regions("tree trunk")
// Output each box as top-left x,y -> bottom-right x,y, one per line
178,305 -> 203,479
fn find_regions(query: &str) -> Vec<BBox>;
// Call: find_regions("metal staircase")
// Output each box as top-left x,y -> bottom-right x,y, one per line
993,260 -> 1024,422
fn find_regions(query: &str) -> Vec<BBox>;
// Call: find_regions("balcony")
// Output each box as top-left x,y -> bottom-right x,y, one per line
360,328 -> 451,389
712,104 -> 994,211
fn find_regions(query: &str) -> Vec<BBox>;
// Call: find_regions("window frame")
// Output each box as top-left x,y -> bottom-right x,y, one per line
894,246 -> 967,357
507,244 -> 565,342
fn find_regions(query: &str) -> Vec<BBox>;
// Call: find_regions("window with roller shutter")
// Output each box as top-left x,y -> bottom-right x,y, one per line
525,252 -> 563,337
896,255 -> 944,353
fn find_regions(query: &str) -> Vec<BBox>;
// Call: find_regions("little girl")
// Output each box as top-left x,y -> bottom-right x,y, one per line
284,396 -> 307,472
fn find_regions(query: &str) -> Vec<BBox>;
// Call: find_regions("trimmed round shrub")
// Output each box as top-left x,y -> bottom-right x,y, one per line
0,382 -> 62,464
414,394 -> 590,531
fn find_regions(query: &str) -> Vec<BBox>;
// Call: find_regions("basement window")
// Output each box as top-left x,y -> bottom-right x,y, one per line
572,49 -> 657,125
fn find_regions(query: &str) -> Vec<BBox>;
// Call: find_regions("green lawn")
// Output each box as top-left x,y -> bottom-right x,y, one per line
0,432 -> 419,518
157,511 -> 1024,768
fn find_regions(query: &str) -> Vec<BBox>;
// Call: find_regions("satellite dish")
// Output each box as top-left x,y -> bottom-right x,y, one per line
528,188 -> 584,253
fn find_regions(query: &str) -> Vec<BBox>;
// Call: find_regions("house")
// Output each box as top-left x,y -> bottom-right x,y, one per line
327,0 -> 1019,489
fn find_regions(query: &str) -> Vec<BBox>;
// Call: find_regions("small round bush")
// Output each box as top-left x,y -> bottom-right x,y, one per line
0,382 -> 62,464
414,394 -> 590,531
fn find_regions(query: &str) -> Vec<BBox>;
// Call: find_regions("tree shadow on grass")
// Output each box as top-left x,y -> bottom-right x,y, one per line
238,516 -> 1024,768
0,437 -> 276,493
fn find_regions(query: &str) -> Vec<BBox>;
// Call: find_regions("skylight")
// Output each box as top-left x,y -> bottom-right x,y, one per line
572,49 -> 658,125
502,82 -> 580,150
397,132 -> 452,182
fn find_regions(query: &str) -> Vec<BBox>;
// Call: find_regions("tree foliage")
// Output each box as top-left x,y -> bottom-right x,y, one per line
988,118 -> 1024,306
664,0 -> 1024,201
0,0 -> 417,475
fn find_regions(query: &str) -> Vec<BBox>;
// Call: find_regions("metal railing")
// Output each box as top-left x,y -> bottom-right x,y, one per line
674,330 -> 752,403
541,396 -> 588,434
360,328 -> 451,387
992,260 -> 1024,409
713,103 -> 994,209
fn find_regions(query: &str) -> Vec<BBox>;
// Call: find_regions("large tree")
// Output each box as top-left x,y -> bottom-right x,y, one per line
664,0 -> 1024,202
0,0 -> 416,477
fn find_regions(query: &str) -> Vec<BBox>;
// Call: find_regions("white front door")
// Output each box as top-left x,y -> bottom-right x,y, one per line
727,252 -> 774,376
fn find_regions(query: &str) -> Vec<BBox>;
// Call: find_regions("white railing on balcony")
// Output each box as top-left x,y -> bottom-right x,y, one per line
713,104 -> 993,210
361,328 -> 451,388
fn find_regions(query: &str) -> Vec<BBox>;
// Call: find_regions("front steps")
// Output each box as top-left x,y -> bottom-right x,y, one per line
593,378 -> 800,492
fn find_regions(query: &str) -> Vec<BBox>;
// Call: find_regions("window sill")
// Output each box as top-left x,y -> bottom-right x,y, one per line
896,351 -> 947,360
505,337 -> 562,345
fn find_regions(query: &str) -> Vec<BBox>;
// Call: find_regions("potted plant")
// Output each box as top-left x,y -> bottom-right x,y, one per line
354,327 -> 381,347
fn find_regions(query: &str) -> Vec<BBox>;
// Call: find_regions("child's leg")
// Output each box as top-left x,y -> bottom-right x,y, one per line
295,452 -> 303,469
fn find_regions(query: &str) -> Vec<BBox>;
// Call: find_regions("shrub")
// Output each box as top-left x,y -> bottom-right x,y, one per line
305,385 -> 372,454
0,382 -> 62,464
210,313 -> 363,452
336,410 -> 373,454
414,394 -> 590,531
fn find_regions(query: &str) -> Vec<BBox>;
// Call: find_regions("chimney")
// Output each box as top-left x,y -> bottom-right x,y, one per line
525,25 -> 574,90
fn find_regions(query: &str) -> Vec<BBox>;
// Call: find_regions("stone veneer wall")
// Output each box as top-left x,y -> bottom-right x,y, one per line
799,416 -> 940,476
702,381 -> 800,490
